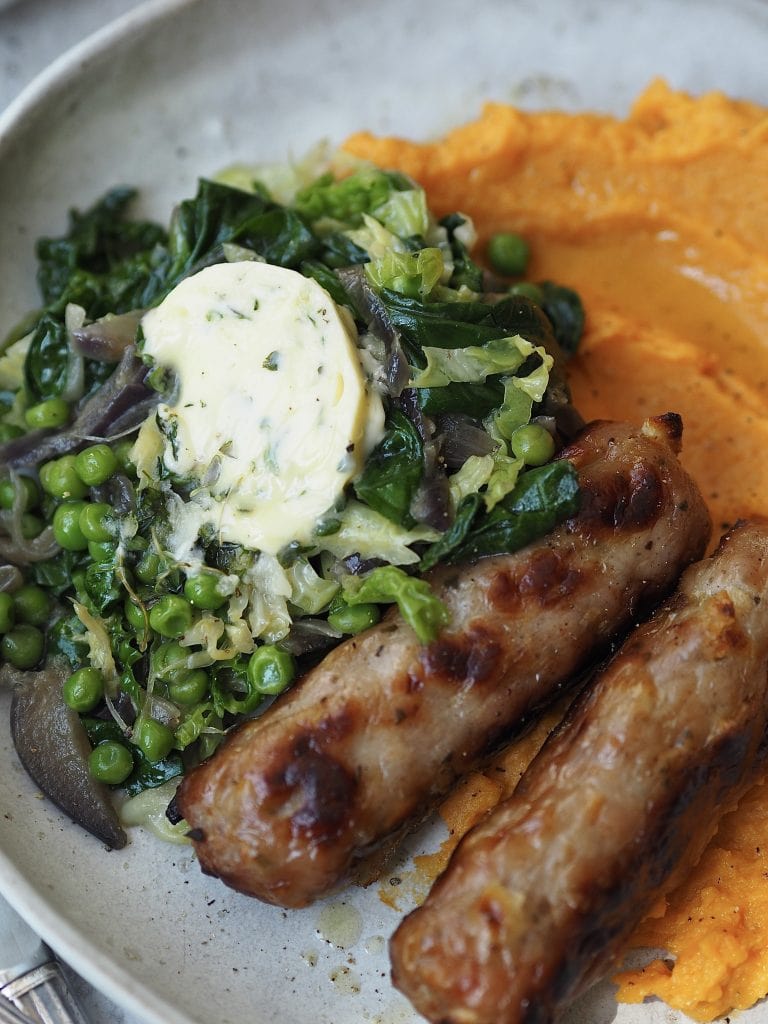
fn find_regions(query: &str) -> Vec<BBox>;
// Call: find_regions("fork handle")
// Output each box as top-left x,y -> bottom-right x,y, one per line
0,961 -> 90,1024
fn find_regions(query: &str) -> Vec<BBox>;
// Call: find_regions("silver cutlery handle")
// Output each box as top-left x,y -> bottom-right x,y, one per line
0,995 -> 33,1024
1,961 -> 90,1024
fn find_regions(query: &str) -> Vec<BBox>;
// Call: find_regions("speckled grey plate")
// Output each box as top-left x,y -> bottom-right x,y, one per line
2,1 -> 768,1022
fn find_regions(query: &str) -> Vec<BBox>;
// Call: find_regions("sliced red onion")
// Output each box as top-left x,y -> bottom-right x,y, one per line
336,266 -> 410,396
0,521 -> 59,564
0,347 -> 155,473
71,309 -> 143,363
90,473 -> 136,517
395,389 -> 452,531
0,564 -> 24,592
9,659 -> 127,848
279,618 -> 342,656
61,303 -> 87,402
436,413 -> 496,468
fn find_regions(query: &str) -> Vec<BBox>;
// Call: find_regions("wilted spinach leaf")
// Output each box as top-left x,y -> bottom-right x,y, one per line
36,187 -> 167,307
441,460 -> 581,564
416,379 -> 504,418
24,314 -> 71,401
538,281 -> 585,355
419,493 -> 482,572
381,290 -> 554,364
167,179 -> 318,280
353,410 -> 423,527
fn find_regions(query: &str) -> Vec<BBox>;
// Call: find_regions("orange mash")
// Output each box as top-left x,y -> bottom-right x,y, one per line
347,79 -> 768,1020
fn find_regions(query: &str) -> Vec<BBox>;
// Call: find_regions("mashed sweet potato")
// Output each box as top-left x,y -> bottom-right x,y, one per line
347,79 -> 768,1021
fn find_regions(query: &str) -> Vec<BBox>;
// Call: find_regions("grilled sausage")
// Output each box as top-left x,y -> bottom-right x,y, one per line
176,415 -> 711,907
390,517 -> 768,1024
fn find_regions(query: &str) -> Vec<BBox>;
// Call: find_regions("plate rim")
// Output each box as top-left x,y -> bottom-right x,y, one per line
0,0 -> 199,148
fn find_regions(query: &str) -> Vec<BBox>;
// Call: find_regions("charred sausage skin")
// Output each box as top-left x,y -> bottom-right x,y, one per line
391,518 -> 768,1024
176,416 -> 711,908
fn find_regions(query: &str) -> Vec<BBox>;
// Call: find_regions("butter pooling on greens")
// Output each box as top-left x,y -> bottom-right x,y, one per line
0,150 -> 583,827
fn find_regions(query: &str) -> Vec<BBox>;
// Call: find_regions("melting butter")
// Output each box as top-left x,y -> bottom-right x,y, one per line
135,261 -> 384,555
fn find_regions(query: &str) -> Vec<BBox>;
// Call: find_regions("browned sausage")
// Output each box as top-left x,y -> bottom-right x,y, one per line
176,415 -> 711,907
390,517 -> 768,1024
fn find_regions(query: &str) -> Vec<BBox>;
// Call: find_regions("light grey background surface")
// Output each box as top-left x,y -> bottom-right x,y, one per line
0,7 -> 148,1024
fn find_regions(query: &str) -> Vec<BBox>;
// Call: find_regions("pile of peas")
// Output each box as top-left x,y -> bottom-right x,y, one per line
1,436 -> 305,789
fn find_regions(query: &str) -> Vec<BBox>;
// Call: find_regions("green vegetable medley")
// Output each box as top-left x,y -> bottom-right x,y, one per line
0,155 -> 584,803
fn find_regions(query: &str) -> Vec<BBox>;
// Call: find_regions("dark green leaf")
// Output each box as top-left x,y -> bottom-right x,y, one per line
46,613 -> 87,666
317,232 -> 369,268
538,281 -> 585,355
416,380 -> 504,417
36,187 -> 166,307
23,314 -> 70,401
439,213 -> 484,292
419,493 -> 482,572
381,290 -> 553,364
353,410 -> 423,527
300,260 -> 355,309
123,749 -> 183,797
85,563 -> 122,614
446,460 -> 581,564
167,179 -> 318,278
31,549 -> 87,596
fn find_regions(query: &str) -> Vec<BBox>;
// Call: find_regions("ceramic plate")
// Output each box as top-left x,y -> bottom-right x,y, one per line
2,1 -> 768,1022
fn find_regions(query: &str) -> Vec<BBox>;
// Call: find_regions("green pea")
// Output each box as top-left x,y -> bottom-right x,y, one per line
510,423 -> 556,467
39,456 -> 88,500
88,540 -> 116,564
89,741 -> 133,785
20,513 -> 44,539
0,593 -> 15,633
0,475 -> 39,511
487,232 -> 530,277
168,669 -> 209,706
63,666 -> 104,713
0,424 -> 23,444
52,501 -> 88,551
13,584 -> 52,626
152,640 -> 188,681
24,398 -> 70,430
135,550 -> 162,584
79,502 -> 117,543
133,717 -> 175,763
74,444 -> 119,486
148,595 -> 193,639
1,624 -> 44,668
327,602 -> 381,635
112,439 -> 136,476
247,645 -> 296,696
124,597 -> 148,633
183,572 -> 228,611
509,281 -> 544,305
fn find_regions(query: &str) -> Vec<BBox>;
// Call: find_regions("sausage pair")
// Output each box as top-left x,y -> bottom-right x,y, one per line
391,516 -> 768,1024
177,415 -> 711,907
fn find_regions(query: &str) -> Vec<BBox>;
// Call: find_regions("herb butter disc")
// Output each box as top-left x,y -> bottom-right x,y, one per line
134,261 -> 385,555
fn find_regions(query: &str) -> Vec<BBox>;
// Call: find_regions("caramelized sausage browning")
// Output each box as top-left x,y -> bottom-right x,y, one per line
176,416 -> 711,907
391,518 -> 768,1024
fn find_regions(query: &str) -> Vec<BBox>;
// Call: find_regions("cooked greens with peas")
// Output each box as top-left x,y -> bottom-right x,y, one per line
0,154 -> 584,845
